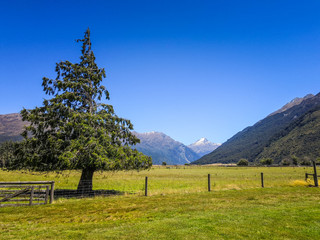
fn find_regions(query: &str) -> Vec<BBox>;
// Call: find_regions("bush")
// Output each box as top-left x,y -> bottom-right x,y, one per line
260,158 -> 273,166
281,159 -> 291,166
162,161 -> 167,166
291,155 -> 299,166
300,157 -> 311,166
237,159 -> 249,166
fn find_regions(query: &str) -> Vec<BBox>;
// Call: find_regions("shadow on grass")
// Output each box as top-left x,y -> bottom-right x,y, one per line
54,189 -> 124,199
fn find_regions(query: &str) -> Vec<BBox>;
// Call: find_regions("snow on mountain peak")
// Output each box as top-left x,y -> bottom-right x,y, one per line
193,137 -> 209,145
188,138 -> 221,157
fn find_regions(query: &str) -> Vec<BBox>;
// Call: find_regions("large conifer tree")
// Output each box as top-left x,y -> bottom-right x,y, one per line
15,29 -> 152,193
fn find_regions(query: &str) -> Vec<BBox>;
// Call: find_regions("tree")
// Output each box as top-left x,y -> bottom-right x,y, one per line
0,141 -> 17,168
280,158 -> 291,166
291,155 -> 299,166
260,158 -> 273,166
162,161 -> 167,166
237,158 -> 249,166
14,29 -> 152,194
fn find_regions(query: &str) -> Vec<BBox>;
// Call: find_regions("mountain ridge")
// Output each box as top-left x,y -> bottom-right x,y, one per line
193,93 -> 320,164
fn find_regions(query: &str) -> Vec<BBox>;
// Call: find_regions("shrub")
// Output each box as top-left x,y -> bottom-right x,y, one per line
291,155 -> 299,166
260,158 -> 273,166
237,159 -> 249,166
281,158 -> 291,166
300,157 -> 311,166
162,161 -> 167,166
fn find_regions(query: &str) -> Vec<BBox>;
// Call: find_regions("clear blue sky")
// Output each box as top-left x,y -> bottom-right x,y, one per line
1,0 -> 320,145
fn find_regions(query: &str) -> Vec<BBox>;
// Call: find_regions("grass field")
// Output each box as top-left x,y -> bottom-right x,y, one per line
1,166 -> 320,239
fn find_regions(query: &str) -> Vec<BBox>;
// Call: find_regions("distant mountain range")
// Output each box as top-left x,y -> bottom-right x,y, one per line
4,91 -> 320,166
133,132 -> 219,165
0,114 -> 219,165
194,93 -> 320,164
133,132 -> 197,165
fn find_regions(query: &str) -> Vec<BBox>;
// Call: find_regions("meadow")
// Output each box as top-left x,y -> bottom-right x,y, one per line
1,166 -> 320,239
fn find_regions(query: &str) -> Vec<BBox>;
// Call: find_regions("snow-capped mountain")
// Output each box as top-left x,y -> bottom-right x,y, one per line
188,138 -> 221,157
133,131 -> 200,165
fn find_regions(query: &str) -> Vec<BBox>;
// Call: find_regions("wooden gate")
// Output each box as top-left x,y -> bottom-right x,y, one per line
0,181 -> 55,207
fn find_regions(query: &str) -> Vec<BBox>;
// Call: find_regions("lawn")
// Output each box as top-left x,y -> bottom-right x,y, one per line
0,166 -> 319,239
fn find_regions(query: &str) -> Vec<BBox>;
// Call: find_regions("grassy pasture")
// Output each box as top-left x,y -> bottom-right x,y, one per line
0,166 -> 315,195
1,166 -> 320,239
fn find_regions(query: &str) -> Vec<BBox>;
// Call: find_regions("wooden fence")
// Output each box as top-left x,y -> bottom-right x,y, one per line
0,181 -> 55,207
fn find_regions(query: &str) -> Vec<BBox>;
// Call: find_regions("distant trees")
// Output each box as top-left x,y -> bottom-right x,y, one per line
260,158 -> 273,166
280,158 -> 291,166
237,158 -> 249,166
11,29 -> 152,194
300,157 -> 312,166
291,155 -> 299,166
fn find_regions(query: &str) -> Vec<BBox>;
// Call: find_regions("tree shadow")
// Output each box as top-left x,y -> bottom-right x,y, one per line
54,189 -> 124,199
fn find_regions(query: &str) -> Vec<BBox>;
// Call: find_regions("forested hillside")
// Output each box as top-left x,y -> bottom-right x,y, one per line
257,105 -> 320,162
193,93 -> 320,164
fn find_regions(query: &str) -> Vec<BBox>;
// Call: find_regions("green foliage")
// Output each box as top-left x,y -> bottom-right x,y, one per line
260,158 -> 273,165
237,158 -> 249,166
300,157 -> 312,166
162,161 -> 167,166
12,29 -> 151,183
280,158 -> 291,166
0,141 -> 17,168
291,155 -> 299,165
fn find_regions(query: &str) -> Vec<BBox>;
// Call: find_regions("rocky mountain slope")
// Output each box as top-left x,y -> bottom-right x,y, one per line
188,138 -> 220,156
193,93 -> 320,164
0,113 -> 26,143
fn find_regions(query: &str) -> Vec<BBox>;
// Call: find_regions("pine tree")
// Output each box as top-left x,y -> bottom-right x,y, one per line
15,29 -> 152,194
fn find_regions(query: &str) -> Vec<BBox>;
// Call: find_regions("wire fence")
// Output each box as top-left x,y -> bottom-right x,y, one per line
0,166 -> 318,201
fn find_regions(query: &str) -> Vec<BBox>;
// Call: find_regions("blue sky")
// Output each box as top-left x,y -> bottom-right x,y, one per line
1,0 -> 320,145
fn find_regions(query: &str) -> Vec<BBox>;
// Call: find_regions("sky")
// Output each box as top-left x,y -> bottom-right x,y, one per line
1,0 -> 320,145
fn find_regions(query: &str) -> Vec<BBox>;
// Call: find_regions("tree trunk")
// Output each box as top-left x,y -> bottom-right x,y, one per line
77,168 -> 95,196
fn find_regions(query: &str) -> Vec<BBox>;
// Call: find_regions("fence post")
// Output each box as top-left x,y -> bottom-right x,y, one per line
305,173 -> 308,181
145,177 -> 148,196
312,161 -> 319,187
50,182 -> 55,204
208,174 -> 211,192
261,172 -> 264,188
29,186 -> 35,206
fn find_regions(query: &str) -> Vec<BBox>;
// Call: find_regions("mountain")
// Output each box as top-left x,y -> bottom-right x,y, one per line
188,138 -> 221,156
268,94 -> 314,117
0,113 -> 26,143
133,131 -> 200,165
257,104 -> 320,162
0,113 -> 201,165
193,93 -> 320,164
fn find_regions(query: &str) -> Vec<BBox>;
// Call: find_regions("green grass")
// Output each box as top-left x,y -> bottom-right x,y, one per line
1,166 -> 320,239
0,166 -> 315,194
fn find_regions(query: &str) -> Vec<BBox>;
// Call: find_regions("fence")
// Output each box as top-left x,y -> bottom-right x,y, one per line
0,166 -> 318,203
0,181 -> 54,207
305,161 -> 319,187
